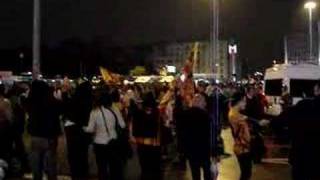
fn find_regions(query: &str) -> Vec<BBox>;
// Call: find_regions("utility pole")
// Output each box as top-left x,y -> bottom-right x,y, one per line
284,36 -> 289,64
318,21 -> 320,65
33,0 -> 41,80
210,0 -> 219,77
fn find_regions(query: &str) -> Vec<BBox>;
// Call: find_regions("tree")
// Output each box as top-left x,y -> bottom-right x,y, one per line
129,66 -> 147,76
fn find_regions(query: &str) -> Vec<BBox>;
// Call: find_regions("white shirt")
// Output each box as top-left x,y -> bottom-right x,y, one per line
85,106 -> 125,145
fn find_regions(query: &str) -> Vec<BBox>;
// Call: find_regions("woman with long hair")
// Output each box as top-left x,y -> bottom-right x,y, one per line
84,90 -> 125,180
63,81 -> 93,179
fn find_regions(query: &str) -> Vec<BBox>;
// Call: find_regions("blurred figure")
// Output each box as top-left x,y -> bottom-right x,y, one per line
286,81 -> 320,180
229,92 -> 252,180
173,93 -> 187,168
280,86 -> 292,111
63,81 -> 93,180
84,90 -> 125,180
159,89 -> 174,160
8,84 -> 29,175
182,94 -> 212,180
110,89 -> 132,161
0,84 -> 12,165
207,83 -> 230,159
244,86 -> 266,164
131,92 -> 161,180
27,81 -> 62,180
0,159 -> 8,180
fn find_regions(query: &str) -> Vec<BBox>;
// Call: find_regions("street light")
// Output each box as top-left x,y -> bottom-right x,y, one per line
33,0 -> 41,80
304,1 -> 316,61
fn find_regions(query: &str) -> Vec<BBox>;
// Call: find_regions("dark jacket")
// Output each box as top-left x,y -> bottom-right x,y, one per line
244,96 -> 264,120
288,97 -> 320,167
182,107 -> 211,160
28,97 -> 62,139
69,82 -> 93,127
0,103 -> 12,160
275,96 -> 320,179
132,105 -> 159,138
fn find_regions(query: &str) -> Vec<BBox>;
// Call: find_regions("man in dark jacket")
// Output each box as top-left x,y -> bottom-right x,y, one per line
63,81 -> 93,180
183,94 -> 212,180
244,86 -> 266,163
288,81 -> 320,180
27,81 -> 62,180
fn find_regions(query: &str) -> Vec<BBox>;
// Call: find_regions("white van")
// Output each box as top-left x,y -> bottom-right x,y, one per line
264,63 -> 320,114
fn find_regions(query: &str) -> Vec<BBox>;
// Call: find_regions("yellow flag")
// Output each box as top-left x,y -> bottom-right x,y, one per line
99,66 -> 113,83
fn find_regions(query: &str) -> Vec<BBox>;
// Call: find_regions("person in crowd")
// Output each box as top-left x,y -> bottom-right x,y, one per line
255,86 -> 268,117
229,92 -> 252,180
110,89 -> 132,161
131,92 -> 162,180
84,90 -> 125,180
197,81 -> 207,94
280,81 -> 320,180
244,86 -> 266,163
244,86 -> 263,120
53,81 -> 63,101
0,84 -> 12,165
183,94 -> 212,180
207,83 -> 230,160
8,84 -> 29,175
63,81 -> 93,180
280,85 -> 292,111
173,93 -> 187,168
159,89 -> 174,160
27,80 -> 62,180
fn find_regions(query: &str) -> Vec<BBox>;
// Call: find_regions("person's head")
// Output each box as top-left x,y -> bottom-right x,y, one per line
231,92 -> 246,110
143,92 -> 156,109
282,85 -> 289,94
246,85 -> 256,97
314,80 -> 320,97
100,91 -> 113,108
110,89 -> 121,103
197,81 -> 207,93
0,84 -> 5,97
75,81 -> 92,100
256,84 -> 264,94
192,93 -> 207,110
30,80 -> 50,103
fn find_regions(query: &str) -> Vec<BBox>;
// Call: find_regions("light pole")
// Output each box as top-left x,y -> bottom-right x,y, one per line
33,0 -> 41,80
304,1 -> 316,62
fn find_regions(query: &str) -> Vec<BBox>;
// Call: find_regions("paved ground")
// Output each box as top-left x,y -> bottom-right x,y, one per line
16,128 -> 291,180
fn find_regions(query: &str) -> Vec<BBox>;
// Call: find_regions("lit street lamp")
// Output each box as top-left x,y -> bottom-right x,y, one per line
304,1 -> 316,61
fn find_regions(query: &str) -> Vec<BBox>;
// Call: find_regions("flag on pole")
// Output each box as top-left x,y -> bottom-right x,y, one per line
99,66 -> 121,84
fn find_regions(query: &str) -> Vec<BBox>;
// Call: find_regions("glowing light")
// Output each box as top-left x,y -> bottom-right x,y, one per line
304,1 -> 316,9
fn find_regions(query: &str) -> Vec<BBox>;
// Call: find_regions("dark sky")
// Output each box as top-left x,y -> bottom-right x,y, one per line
0,0 -> 315,68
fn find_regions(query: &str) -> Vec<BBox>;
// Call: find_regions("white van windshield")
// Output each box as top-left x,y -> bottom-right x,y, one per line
265,79 -> 282,96
290,80 -> 317,98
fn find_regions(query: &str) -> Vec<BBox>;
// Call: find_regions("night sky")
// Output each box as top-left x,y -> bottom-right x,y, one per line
0,0 -> 317,69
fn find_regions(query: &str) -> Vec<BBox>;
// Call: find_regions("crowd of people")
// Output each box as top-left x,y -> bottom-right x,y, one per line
0,77 -> 320,180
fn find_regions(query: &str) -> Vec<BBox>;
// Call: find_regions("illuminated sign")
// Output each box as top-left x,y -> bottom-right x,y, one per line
228,45 -> 237,54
